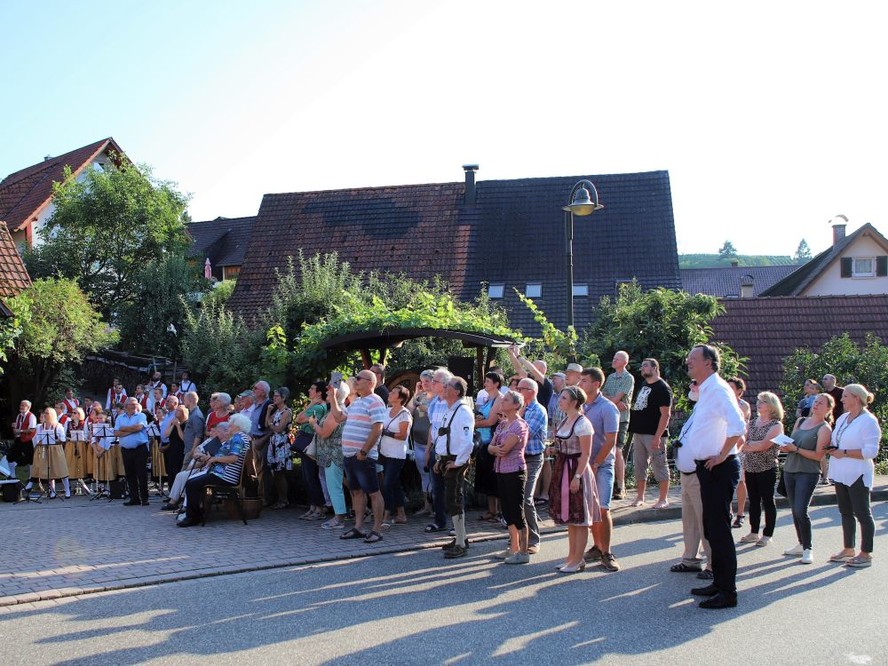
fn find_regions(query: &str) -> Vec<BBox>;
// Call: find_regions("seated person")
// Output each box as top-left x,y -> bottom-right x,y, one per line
162,422 -> 227,512
178,413 -> 250,527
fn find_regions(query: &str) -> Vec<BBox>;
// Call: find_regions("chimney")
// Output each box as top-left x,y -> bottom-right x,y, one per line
833,223 -> 847,247
740,275 -> 754,298
44,154 -> 53,161
730,260 -> 739,267
463,164 -> 478,206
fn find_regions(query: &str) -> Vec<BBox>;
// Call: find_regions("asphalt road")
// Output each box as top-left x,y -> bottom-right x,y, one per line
5,503 -> 886,666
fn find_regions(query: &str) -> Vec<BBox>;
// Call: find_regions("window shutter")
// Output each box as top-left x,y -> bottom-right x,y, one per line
840,257 -> 852,278
877,256 -> 888,277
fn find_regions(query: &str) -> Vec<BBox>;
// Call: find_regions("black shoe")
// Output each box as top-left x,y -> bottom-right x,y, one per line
441,539 -> 470,551
699,593 -> 737,609
123,500 -> 141,506
690,584 -> 719,596
444,544 -> 468,559
177,517 -> 200,527
161,502 -> 179,511
612,487 -> 623,500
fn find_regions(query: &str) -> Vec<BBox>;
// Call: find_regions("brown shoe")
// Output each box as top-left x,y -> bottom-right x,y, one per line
601,552 -> 621,572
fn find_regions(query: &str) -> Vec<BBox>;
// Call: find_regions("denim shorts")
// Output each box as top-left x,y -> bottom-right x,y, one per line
343,454 -> 380,495
595,463 -> 614,510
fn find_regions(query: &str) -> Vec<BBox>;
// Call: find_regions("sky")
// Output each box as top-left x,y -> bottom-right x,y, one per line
2,1 -> 886,256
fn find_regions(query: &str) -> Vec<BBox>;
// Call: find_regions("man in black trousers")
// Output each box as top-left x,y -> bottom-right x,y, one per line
682,345 -> 747,609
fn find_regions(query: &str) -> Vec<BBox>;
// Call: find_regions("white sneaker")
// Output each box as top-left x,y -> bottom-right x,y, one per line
756,536 -> 772,547
800,549 -> 813,564
494,549 -> 516,559
739,533 -> 760,544
784,543 -> 804,556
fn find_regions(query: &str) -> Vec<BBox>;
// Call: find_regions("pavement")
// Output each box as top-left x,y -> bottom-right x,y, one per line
2,474 -> 886,608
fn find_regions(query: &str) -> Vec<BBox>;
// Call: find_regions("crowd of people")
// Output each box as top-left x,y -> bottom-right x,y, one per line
4,352 -> 882,609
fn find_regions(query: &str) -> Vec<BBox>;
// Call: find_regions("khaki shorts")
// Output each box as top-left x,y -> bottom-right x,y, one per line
632,433 -> 670,483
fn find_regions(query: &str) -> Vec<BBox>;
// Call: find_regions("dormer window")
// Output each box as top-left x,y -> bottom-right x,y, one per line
525,282 -> 542,298
572,283 -> 589,297
488,283 -> 504,299
853,257 -> 875,277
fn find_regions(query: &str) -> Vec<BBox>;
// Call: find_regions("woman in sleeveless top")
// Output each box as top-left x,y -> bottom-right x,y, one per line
310,381 -> 352,530
474,372 -> 505,522
407,370 -> 435,515
549,386 -> 600,573
738,392 -> 784,547
266,387 -> 293,510
780,393 -> 833,563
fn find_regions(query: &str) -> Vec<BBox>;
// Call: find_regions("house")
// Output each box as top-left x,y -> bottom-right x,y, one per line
0,138 -> 126,249
761,222 -> 888,296
710,295 -> 888,399
186,216 -> 256,281
0,224 -> 32,317
227,167 -> 681,333
681,264 -> 798,298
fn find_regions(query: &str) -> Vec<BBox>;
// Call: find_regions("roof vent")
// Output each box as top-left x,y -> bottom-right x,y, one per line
730,260 -> 739,267
44,154 -> 53,161
463,164 -> 478,206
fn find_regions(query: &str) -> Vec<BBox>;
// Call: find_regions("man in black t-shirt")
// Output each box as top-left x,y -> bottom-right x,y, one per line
628,358 -> 673,509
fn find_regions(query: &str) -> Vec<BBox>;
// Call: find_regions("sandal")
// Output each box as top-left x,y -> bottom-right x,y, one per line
424,523 -> 446,533
339,528 -> 366,540
732,515 -> 745,528
478,512 -> 497,522
845,555 -> 872,568
363,530 -> 383,544
380,521 -> 392,530
670,563 -> 703,573
829,551 -> 855,563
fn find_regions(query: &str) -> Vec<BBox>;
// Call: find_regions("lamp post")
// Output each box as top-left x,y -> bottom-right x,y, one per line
562,180 -> 604,330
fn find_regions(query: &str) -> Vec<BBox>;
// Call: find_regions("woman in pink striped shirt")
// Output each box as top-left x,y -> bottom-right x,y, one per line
489,390 -> 530,564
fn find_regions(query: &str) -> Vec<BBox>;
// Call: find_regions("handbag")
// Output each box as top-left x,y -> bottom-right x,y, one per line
290,430 -> 313,455
304,436 -> 317,460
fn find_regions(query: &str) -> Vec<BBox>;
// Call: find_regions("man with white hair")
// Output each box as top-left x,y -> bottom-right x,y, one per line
181,392 -> 204,468
508,346 -> 555,414
603,351 -> 634,500
424,367 -> 453,533
249,380 -> 274,503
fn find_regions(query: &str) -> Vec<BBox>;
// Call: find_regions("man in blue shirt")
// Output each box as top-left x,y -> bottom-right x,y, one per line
580,368 -> 621,572
115,397 -> 150,506
517,378 -> 548,554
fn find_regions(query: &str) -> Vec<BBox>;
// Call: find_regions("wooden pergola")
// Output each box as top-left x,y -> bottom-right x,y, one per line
320,327 -> 522,387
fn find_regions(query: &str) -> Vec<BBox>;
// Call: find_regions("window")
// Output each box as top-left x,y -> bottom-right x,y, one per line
853,257 -> 875,277
488,283 -> 504,299
525,282 -> 542,298
572,283 -> 588,297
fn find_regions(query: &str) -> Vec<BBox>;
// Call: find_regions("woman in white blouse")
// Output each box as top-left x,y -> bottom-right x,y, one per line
379,386 -> 413,528
827,384 -> 881,568
27,407 -> 70,498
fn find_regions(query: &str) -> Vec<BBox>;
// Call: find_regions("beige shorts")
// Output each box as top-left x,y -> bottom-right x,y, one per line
632,433 -> 670,483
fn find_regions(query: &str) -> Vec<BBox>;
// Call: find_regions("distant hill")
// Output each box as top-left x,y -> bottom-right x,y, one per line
679,254 -> 796,269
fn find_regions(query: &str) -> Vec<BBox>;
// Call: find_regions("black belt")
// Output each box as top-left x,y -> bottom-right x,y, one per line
694,454 -> 736,464
525,452 -> 543,458
681,471 -> 696,476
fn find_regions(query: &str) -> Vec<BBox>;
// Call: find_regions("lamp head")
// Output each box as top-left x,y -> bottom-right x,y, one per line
567,182 -> 604,216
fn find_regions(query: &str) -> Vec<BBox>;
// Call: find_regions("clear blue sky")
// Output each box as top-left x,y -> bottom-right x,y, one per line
2,1 -> 886,256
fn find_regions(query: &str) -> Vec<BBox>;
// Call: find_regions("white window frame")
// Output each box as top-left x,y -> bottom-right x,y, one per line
488,283 -> 505,299
572,283 -> 589,297
852,257 -> 875,277
525,282 -> 542,298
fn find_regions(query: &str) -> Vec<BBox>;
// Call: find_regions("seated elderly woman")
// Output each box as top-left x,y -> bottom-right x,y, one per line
178,413 -> 251,527
162,421 -> 228,512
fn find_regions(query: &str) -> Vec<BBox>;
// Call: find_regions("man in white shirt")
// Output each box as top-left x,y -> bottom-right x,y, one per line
432,376 -> 475,559
683,345 -> 747,609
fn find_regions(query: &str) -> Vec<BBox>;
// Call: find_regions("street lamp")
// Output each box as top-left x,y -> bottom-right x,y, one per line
562,180 -> 604,330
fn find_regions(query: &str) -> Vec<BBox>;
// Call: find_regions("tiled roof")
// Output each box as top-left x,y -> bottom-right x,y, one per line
228,170 -> 681,333
680,265 -> 799,298
760,223 -> 888,296
0,222 -> 31,314
710,295 -> 888,396
186,216 -> 255,268
0,138 -> 124,233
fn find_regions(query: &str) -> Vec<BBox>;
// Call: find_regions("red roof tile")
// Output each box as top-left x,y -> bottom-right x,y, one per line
710,296 -> 888,396
0,222 -> 31,313
0,138 -> 124,233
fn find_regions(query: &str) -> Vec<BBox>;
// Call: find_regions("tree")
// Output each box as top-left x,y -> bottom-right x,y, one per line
0,301 -> 28,376
718,240 -> 738,259
581,281 -> 744,403
24,161 -> 190,320
117,255 -> 211,358
2,278 -> 116,408
794,239 -> 812,264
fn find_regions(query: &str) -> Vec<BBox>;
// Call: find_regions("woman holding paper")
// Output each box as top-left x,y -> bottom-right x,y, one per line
781,393 -> 833,564
738,392 -> 784,547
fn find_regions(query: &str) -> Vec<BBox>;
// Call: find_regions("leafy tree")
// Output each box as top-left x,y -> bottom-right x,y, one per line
24,161 -> 190,320
780,333 -> 888,454
514,290 -> 594,369
2,278 -> 116,408
201,278 -> 237,309
718,240 -> 738,259
581,281 -> 744,403
0,300 -> 28,376
794,239 -> 812,264
117,255 -> 211,358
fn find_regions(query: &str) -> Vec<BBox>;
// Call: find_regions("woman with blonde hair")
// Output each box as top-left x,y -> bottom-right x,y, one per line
27,407 -> 70,498
827,384 -> 881,568
781,392 -> 833,564
738,392 -> 784,547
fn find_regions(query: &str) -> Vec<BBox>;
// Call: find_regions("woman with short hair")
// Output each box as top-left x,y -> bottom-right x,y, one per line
309,381 -> 352,530
827,384 -> 881,568
266,387 -> 293,510
379,385 -> 413,528
738,392 -> 784,547
490,389 -> 530,564
474,372 -> 505,522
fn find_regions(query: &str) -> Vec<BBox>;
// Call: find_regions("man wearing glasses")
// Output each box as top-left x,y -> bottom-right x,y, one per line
432,376 -> 475,559
116,398 -> 150,506
516,378 -> 547,555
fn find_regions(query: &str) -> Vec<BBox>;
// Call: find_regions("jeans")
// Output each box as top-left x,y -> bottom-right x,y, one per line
697,455 -> 741,596
323,462 -> 347,515
746,467 -> 777,537
784,471 -> 819,549
835,475 -> 875,553
379,454 -> 406,511
523,454 -> 544,547
413,442 -> 431,494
